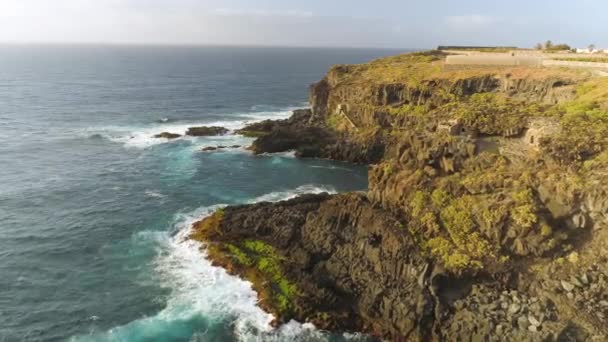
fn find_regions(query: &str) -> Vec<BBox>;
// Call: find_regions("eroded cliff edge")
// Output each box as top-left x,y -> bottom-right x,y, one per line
192,51 -> 608,341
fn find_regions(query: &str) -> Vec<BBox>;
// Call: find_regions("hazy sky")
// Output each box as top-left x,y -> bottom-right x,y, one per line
0,0 -> 606,48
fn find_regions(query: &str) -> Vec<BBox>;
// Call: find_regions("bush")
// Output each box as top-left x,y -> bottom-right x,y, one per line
542,79 -> 608,165
431,189 -> 452,208
410,191 -> 428,218
452,93 -> 542,136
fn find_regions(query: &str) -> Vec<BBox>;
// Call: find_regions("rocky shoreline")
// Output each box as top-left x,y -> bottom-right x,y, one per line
190,51 -> 608,341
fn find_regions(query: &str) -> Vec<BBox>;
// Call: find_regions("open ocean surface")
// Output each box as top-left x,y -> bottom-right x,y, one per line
0,45 -> 406,342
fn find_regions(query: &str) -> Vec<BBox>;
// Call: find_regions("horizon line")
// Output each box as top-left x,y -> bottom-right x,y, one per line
0,41 -> 428,50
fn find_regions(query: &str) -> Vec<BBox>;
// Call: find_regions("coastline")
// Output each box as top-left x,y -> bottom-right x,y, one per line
190,50 -> 608,341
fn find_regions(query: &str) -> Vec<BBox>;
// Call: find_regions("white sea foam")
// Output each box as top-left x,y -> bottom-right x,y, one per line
249,184 -> 336,203
86,107 -> 299,149
144,190 -> 166,199
309,164 -> 356,172
259,151 -> 298,159
151,185 -> 348,341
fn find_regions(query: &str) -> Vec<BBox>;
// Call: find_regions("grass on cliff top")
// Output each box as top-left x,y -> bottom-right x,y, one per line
542,77 -> 608,165
552,57 -> 608,64
328,50 -> 587,88
436,63 -> 589,82
329,50 -> 445,86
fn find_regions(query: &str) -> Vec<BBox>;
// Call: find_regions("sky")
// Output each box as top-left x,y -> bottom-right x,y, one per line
0,0 -> 606,48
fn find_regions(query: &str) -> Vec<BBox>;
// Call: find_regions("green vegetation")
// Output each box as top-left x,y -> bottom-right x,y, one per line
541,78 -> 608,164
538,40 -> 572,51
431,189 -> 451,208
329,50 -> 445,87
225,243 -> 254,267
552,57 -> 608,64
406,186 -> 495,273
189,208 -> 225,241
440,47 -> 515,53
364,53 -> 608,272
225,239 -> 300,315
427,237 -> 475,270
387,104 -> 428,117
399,146 -> 575,273
326,112 -> 345,130
510,189 -> 538,229
453,93 -> 545,136
236,130 -> 269,138
190,210 -> 300,316
410,191 -> 427,219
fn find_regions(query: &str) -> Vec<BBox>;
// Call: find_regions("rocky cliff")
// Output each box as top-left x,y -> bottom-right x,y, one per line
191,51 -> 608,341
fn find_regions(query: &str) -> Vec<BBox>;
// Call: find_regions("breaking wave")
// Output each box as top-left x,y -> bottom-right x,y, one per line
69,185 -> 374,342
84,107 -> 300,149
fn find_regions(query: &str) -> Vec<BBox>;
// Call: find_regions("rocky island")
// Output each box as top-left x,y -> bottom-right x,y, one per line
191,51 -> 608,341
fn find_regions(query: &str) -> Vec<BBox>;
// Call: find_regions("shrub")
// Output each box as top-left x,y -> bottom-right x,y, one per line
431,189 -> 452,208
542,79 -> 608,165
190,208 -> 225,241
427,237 -> 476,272
511,204 -> 538,229
226,244 -> 254,267
236,239 -> 300,314
410,191 -> 428,218
453,93 -> 541,136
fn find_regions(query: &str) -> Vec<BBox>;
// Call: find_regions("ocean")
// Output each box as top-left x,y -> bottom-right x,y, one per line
0,45 -> 405,342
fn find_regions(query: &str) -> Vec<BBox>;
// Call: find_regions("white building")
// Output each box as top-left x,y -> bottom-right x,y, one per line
576,48 -> 606,54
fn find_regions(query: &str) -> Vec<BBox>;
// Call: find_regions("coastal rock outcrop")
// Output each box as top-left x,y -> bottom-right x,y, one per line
189,50 -> 608,340
186,126 -> 229,136
191,193 -> 437,340
240,109 -> 386,163
153,132 -> 181,139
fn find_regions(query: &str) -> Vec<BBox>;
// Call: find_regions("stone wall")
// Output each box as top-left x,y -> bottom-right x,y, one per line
446,55 -> 543,67
542,59 -> 608,70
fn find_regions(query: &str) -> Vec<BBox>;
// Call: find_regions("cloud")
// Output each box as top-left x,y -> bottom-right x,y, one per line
212,8 -> 314,18
444,14 -> 498,30
0,0 -> 424,47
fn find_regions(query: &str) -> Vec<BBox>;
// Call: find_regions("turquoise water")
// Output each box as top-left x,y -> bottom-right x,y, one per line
0,46 -> 403,341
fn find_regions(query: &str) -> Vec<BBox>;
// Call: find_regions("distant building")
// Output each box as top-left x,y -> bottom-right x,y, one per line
445,55 -> 542,67
576,48 -> 605,54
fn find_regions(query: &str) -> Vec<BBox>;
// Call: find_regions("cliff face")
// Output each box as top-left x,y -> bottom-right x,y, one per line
192,51 -> 608,341
309,63 -> 581,130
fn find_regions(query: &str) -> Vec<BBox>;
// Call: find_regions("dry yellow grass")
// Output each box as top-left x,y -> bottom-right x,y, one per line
328,51 -> 589,88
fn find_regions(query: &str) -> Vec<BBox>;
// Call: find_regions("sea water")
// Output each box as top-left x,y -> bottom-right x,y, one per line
0,45 -> 405,341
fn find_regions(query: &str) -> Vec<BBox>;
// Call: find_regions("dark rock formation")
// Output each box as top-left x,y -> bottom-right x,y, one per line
236,121 -> 277,137
241,109 -> 385,164
153,132 -> 181,139
186,126 -> 229,136
192,193 -> 437,341
201,145 -> 241,152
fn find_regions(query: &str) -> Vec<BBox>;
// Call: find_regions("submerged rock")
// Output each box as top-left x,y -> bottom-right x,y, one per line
153,132 -> 181,139
201,145 -> 242,152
